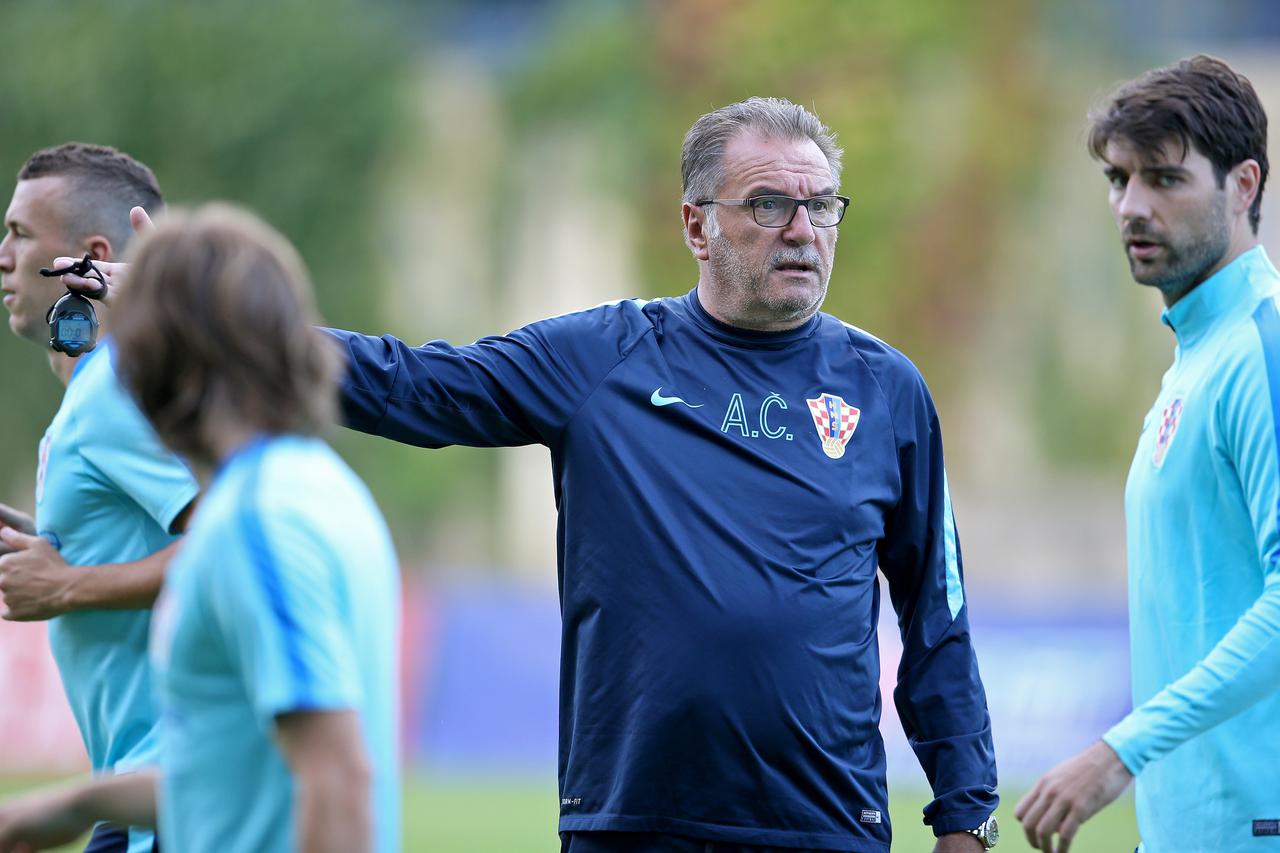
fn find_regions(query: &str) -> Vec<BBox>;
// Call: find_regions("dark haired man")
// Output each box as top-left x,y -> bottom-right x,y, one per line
1016,55 -> 1280,853
0,143 -> 197,853
330,98 -> 999,851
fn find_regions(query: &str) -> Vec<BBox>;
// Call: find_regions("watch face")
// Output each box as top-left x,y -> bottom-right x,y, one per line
984,815 -> 999,846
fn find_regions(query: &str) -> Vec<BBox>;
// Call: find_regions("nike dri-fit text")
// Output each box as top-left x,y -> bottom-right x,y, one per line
326,288 -> 997,852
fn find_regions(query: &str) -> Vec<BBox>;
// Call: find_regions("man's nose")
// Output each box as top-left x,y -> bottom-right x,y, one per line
0,234 -> 14,273
1115,180 -> 1154,223
782,203 -> 817,246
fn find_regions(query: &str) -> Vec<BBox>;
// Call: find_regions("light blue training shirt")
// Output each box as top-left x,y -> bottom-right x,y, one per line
1104,247 -> 1280,852
151,435 -> 400,853
35,340 -> 198,853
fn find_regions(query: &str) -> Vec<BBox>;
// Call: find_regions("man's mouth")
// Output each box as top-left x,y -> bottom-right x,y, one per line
1126,239 -> 1163,260
774,261 -> 817,274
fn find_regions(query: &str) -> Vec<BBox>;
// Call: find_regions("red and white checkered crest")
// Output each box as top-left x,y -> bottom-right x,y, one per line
1152,397 -> 1183,468
806,393 -> 860,459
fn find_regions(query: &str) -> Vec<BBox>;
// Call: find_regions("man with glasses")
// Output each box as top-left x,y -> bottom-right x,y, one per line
330,97 -> 999,852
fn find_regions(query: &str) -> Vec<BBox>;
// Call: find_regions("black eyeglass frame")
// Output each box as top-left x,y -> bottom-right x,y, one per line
693,194 -> 850,228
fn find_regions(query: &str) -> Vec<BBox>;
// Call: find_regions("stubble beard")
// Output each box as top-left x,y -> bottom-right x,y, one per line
707,231 -> 831,327
1127,193 -> 1231,299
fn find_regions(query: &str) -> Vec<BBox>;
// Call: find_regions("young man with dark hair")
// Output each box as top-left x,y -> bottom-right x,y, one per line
0,143 -> 196,853
1016,55 -> 1280,853
0,204 -> 401,853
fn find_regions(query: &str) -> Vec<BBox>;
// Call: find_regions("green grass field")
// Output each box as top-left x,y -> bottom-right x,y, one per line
0,775 -> 1137,851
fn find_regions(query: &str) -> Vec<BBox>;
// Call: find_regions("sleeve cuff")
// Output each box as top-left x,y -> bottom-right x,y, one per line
159,484 -> 200,535
1102,720 -> 1147,776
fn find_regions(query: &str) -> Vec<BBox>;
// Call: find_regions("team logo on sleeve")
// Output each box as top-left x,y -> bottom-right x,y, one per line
806,393 -> 860,459
1152,397 -> 1183,468
35,435 -> 51,504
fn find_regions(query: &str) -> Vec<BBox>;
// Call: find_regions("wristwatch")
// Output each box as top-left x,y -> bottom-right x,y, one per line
966,815 -> 999,848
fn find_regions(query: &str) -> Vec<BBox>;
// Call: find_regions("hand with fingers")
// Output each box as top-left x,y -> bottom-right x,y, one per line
0,504 -> 36,556
1014,740 -> 1133,852
52,206 -> 154,309
0,527 -> 85,621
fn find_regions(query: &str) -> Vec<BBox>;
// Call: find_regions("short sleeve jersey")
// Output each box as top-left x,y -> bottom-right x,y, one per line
151,436 -> 400,853
35,341 -> 197,853
36,340 -> 197,771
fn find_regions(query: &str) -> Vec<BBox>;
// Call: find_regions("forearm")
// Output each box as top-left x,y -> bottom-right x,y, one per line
67,541 -> 178,610
327,328 -> 536,448
0,772 -> 156,850
895,627 -> 999,833
277,710 -> 373,853
934,832 -> 985,852
72,771 -> 159,828
1104,578 -> 1280,773
294,763 -> 372,853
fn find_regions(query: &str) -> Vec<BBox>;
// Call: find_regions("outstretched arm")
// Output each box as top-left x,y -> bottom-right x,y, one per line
326,299 -> 653,450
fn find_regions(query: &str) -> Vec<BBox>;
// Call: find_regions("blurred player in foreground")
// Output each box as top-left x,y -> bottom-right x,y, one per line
0,204 -> 401,853
1016,55 -> 1280,853
328,97 -> 999,852
0,144 -> 196,853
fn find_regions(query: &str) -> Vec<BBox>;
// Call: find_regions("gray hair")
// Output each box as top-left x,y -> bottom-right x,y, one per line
681,97 -> 843,203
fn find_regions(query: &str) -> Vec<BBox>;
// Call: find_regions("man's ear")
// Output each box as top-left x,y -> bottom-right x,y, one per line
1230,159 -> 1262,221
84,234 -> 114,263
682,202 -> 711,261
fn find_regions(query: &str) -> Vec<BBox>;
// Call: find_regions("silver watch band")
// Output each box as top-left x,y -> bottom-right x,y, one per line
966,815 -> 999,848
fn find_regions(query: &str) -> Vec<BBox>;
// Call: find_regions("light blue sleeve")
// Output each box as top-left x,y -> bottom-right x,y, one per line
207,498 -> 364,722
1104,331 -> 1280,774
77,362 -> 198,534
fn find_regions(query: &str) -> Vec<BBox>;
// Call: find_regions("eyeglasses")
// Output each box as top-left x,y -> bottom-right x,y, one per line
694,194 -> 850,228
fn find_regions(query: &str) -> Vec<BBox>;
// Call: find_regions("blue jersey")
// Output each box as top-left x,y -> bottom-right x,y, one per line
151,436 -> 400,853
328,289 -> 997,851
35,341 -> 197,853
1103,247 -> 1280,852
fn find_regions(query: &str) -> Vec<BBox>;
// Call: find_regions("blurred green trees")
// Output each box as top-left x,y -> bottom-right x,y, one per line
498,0 -> 1165,478
0,0 -> 1184,566
0,0 -> 421,528
503,0 -> 1045,377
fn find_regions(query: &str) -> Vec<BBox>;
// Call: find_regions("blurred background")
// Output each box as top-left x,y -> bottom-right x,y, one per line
1,0 -> 1278,849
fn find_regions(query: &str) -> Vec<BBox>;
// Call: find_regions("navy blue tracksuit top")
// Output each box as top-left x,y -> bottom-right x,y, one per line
327,288 -> 998,851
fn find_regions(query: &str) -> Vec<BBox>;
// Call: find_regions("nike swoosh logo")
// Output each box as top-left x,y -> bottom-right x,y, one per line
651,387 -> 703,408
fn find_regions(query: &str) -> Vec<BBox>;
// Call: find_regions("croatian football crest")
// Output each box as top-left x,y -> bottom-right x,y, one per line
806,393 -> 860,459
1152,397 -> 1183,468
